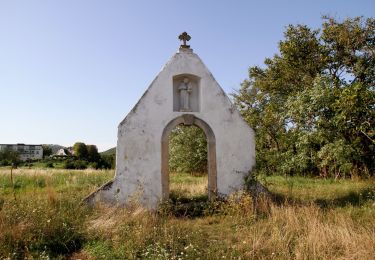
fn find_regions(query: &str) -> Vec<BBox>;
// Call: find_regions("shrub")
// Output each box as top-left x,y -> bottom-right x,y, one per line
74,160 -> 88,170
63,160 -> 87,170
88,162 -> 99,169
100,154 -> 115,169
63,160 -> 75,169
45,162 -> 54,168
0,160 -> 10,166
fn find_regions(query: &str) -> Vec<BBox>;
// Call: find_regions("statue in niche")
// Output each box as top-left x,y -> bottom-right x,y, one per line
178,78 -> 192,111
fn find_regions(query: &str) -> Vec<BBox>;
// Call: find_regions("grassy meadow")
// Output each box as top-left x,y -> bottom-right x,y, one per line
0,168 -> 374,259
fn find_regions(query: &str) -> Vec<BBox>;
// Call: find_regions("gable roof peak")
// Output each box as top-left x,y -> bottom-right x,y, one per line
178,46 -> 193,54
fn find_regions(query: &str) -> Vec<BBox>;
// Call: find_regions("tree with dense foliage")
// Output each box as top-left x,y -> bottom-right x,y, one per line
233,16 -> 374,178
101,154 -> 116,169
42,145 -> 52,158
72,142 -> 88,160
169,125 -> 207,174
86,145 -> 100,162
0,149 -> 21,167
66,142 -> 113,169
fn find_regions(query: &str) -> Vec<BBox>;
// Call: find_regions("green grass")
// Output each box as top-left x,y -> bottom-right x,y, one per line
16,161 -> 66,169
261,174 -> 375,205
0,168 -> 113,195
169,172 -> 207,199
0,168 -> 374,259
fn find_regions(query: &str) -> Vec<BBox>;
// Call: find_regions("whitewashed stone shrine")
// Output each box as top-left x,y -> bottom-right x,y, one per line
86,32 -> 255,208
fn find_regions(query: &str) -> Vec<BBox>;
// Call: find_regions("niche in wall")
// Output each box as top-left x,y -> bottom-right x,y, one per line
173,74 -> 200,112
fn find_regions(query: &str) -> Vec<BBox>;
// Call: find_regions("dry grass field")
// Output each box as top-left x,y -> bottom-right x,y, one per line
0,168 -> 374,259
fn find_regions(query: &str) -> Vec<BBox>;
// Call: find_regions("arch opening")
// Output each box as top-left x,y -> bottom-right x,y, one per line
169,124 -> 208,200
161,115 -> 217,201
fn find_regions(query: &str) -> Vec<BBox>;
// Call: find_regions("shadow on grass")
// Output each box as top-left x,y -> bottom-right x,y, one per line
314,188 -> 375,208
158,192 -> 223,218
159,186 -> 375,218
268,187 -> 375,209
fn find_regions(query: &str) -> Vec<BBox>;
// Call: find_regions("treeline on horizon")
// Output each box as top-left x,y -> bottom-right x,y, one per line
0,142 -> 115,170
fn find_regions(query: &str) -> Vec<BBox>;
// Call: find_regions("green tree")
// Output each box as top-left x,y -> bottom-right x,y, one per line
101,154 -> 116,169
169,125 -> 207,174
0,149 -> 21,167
233,16 -> 374,177
73,142 -> 88,160
87,145 -> 100,162
42,145 -> 52,158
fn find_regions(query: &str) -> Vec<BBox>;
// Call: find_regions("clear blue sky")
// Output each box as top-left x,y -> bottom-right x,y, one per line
0,1 -> 373,151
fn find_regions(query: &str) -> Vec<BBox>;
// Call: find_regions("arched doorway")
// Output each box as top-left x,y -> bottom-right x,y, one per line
161,114 -> 217,200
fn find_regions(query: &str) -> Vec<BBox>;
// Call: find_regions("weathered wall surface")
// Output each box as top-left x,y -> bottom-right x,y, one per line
86,48 -> 255,208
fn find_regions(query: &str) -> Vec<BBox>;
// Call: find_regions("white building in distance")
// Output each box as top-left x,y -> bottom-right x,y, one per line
0,144 -> 43,161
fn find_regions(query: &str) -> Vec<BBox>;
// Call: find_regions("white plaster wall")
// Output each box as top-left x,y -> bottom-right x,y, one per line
96,48 -> 255,208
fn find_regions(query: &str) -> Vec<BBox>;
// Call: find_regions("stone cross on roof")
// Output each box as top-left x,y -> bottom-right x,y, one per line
178,32 -> 191,49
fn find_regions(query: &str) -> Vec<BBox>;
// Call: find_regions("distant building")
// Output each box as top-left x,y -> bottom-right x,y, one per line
55,148 -> 67,156
0,144 -> 43,161
54,148 -> 72,157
